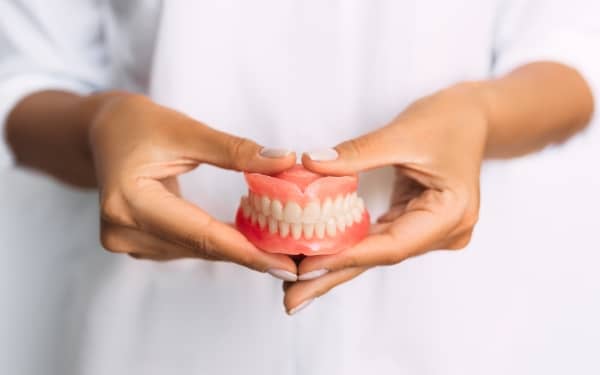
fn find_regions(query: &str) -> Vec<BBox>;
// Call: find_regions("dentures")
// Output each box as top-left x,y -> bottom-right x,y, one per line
236,165 -> 370,255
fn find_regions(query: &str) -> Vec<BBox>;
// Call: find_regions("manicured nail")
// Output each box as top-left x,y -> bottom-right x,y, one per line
305,148 -> 338,161
298,268 -> 329,281
288,298 -> 314,315
267,268 -> 298,282
260,147 -> 292,158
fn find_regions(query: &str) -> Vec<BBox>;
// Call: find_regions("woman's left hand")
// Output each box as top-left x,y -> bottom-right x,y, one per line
283,83 -> 489,314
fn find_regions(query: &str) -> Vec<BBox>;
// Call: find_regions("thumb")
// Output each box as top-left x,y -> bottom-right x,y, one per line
188,126 -> 297,174
301,129 -> 398,175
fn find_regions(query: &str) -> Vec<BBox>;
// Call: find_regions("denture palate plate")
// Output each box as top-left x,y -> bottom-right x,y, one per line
242,191 -> 366,240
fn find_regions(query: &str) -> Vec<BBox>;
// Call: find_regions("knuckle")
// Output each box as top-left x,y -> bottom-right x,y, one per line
341,253 -> 360,269
448,231 -> 473,250
100,227 -> 130,254
100,191 -> 132,226
227,136 -> 254,170
343,137 -> 369,160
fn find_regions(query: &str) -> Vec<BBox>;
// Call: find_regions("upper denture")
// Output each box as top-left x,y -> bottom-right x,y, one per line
239,165 -> 366,241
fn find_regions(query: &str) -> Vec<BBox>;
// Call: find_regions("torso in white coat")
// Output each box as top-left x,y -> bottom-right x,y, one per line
2,1 -> 600,374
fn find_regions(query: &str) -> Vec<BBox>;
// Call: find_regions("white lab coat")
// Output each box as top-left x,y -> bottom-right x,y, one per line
2,1 -> 600,374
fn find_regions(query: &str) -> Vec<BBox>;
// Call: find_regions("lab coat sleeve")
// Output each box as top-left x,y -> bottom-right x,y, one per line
0,0 -> 108,168
492,0 -> 600,124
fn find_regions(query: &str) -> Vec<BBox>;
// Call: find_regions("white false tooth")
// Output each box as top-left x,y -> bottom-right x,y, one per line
261,196 -> 271,216
336,216 -> 346,232
271,199 -> 283,220
241,197 -> 251,218
343,194 -> 351,212
321,198 -> 333,219
291,223 -> 302,240
252,194 -> 262,211
303,223 -> 314,239
257,214 -> 267,230
250,211 -> 258,225
279,222 -> 290,238
302,201 -> 321,223
334,195 -> 344,215
268,217 -> 278,234
352,207 -> 362,223
326,218 -> 337,237
284,201 -> 302,223
315,222 -> 326,239
357,197 -> 365,213
345,213 -> 354,227
350,192 -> 358,207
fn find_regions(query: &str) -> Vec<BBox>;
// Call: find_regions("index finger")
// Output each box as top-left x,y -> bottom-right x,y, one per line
127,178 -> 297,275
298,208 -> 454,277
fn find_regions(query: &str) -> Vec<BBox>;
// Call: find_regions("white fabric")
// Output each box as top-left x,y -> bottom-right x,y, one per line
1,1 -> 600,374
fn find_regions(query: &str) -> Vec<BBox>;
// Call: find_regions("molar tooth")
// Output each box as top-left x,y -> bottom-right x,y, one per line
279,222 -> 290,238
357,197 -> 365,213
315,222 -> 325,239
345,213 -> 354,227
302,201 -> 321,223
336,216 -> 346,232
326,218 -> 337,237
241,197 -> 251,218
284,202 -> 302,223
268,217 -> 278,234
303,223 -> 314,239
271,200 -> 283,220
334,195 -> 344,215
250,211 -> 258,225
291,223 -> 302,240
261,196 -> 271,216
258,214 -> 267,230
321,198 -> 333,219
352,207 -> 362,223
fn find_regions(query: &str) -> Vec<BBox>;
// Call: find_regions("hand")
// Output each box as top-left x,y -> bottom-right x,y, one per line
284,83 -> 488,313
88,92 -> 298,280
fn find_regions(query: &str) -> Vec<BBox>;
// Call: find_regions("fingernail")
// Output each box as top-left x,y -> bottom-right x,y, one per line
288,298 -> 314,315
305,148 -> 338,161
267,268 -> 298,282
260,147 -> 292,158
298,268 -> 329,281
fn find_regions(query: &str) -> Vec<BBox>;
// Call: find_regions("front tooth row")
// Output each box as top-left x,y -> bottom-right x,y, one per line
240,193 -> 365,239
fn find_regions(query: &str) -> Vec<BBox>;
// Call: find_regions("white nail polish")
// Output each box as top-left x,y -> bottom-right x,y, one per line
305,148 -> 338,161
298,268 -> 329,281
260,147 -> 292,158
288,298 -> 314,315
267,268 -> 298,282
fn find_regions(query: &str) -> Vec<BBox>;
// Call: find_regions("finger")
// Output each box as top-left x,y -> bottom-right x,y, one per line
298,200 -> 455,277
129,253 -> 189,262
284,267 -> 367,315
101,220 -> 222,261
301,125 -> 409,175
185,124 -> 297,174
126,178 -> 298,275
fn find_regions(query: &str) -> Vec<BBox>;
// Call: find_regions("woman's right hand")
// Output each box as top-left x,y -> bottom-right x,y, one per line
87,92 -> 298,281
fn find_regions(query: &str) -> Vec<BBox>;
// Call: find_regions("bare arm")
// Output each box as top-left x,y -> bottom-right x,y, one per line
285,62 -> 595,313
482,62 -> 594,158
4,91 -> 112,187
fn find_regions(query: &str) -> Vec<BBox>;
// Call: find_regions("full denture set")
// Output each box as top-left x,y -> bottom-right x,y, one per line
236,165 -> 370,255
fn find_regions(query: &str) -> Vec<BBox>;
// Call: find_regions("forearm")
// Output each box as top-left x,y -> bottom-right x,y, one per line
4,90 -> 124,187
480,62 -> 594,158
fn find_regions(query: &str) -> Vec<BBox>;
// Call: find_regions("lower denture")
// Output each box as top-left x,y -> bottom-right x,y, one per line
236,165 -> 370,255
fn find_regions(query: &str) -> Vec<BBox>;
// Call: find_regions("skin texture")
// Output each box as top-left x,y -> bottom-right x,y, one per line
4,62 -> 594,314
6,91 -> 298,276
284,62 -> 594,313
